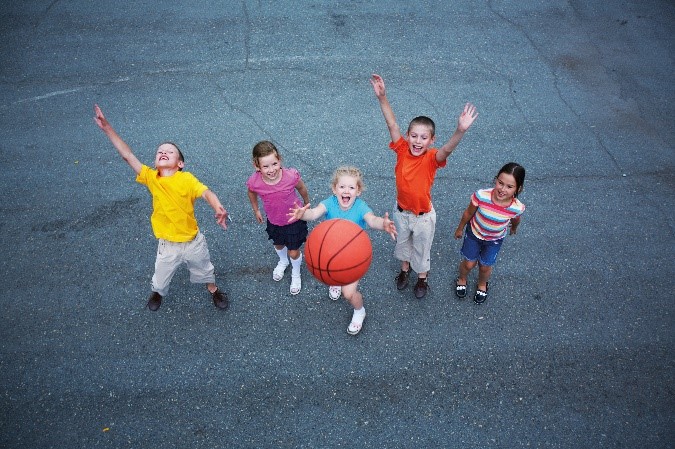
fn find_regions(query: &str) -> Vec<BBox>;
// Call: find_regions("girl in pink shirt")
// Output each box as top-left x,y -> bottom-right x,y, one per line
246,141 -> 310,295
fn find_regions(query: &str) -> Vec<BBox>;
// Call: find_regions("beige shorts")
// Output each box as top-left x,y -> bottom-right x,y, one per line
151,232 -> 216,296
392,205 -> 437,274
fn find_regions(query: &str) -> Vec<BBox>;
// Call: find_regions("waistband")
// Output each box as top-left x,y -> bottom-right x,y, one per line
397,204 -> 429,216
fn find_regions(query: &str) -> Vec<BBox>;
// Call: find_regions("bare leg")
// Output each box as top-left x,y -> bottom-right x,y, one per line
341,281 -> 363,310
288,248 -> 300,259
477,264 -> 492,291
457,259 -> 477,286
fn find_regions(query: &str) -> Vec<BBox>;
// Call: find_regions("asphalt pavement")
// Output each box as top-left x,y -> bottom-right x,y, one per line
0,1 -> 673,448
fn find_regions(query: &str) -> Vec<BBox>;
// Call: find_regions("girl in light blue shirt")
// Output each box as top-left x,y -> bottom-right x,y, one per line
289,166 -> 397,335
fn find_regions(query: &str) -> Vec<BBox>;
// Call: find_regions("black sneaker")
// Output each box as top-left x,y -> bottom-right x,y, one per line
211,289 -> 229,310
414,277 -> 429,299
147,292 -> 162,311
395,269 -> 410,290
473,282 -> 489,304
455,278 -> 467,299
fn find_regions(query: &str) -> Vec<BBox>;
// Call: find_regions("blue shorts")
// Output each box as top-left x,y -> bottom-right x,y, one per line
460,225 -> 504,266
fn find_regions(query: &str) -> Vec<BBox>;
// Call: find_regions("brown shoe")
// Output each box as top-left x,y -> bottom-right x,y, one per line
211,288 -> 229,310
147,292 -> 162,311
414,277 -> 428,299
395,269 -> 410,290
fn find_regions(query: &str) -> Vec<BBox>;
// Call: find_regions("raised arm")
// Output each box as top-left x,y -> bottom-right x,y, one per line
370,74 -> 402,143
93,104 -> 143,174
202,189 -> 230,230
436,103 -> 478,163
363,211 -> 397,240
287,202 -> 327,223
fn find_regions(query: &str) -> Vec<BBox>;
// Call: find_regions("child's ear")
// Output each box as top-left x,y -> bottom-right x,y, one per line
177,160 -> 185,170
252,160 -> 260,171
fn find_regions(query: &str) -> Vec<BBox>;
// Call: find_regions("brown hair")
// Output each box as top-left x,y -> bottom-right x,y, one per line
252,140 -> 281,167
407,116 -> 436,137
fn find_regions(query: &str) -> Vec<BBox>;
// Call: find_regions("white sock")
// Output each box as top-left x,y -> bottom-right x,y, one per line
290,253 -> 302,276
275,247 -> 289,265
353,307 -> 365,317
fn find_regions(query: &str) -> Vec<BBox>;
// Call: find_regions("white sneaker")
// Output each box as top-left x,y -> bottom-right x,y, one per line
347,309 -> 366,335
328,286 -> 341,300
290,274 -> 302,295
273,261 -> 289,281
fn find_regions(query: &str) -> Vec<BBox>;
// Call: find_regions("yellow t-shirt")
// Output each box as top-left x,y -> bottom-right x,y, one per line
136,165 -> 208,242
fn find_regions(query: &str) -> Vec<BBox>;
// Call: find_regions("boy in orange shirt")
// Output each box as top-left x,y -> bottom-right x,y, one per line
370,74 -> 478,299
94,104 -> 230,312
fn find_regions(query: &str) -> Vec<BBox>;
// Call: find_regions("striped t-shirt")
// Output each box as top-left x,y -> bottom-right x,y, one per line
469,188 -> 525,241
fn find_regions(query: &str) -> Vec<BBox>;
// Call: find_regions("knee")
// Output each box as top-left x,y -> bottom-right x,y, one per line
462,259 -> 477,270
288,249 -> 300,259
478,264 -> 492,274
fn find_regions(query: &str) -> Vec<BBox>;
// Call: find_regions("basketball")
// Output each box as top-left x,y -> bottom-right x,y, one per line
304,218 -> 373,286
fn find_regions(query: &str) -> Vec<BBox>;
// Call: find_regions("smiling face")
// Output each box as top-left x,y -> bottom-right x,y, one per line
154,143 -> 184,172
492,172 -> 519,205
332,175 -> 362,210
406,123 -> 435,157
255,153 -> 282,184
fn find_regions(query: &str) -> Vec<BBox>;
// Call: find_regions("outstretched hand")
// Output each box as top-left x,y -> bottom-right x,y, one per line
287,202 -> 310,222
370,74 -> 386,98
215,206 -> 230,231
457,103 -> 478,132
93,104 -> 110,131
382,212 -> 397,240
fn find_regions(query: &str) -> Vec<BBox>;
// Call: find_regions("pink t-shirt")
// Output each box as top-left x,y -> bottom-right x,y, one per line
246,167 -> 304,226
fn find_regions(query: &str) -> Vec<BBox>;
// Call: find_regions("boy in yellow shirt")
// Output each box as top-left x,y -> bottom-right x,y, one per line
94,104 -> 230,311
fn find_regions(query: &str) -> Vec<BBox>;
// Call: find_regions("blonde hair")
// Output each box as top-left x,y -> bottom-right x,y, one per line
252,140 -> 281,167
331,166 -> 365,192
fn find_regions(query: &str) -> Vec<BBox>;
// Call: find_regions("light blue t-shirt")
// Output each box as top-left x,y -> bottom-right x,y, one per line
320,196 -> 372,230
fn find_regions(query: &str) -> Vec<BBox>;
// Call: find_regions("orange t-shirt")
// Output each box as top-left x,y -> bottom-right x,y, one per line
389,136 -> 446,214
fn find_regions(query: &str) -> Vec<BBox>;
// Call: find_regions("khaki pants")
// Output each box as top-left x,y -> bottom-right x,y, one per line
151,232 -> 216,297
393,206 -> 436,274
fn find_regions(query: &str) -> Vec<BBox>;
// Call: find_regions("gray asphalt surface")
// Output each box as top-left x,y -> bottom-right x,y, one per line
1,1 -> 673,448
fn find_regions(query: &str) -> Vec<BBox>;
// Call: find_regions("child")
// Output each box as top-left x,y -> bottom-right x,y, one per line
246,140 -> 310,295
288,166 -> 397,335
453,162 -> 526,303
370,73 -> 478,299
93,104 -> 230,312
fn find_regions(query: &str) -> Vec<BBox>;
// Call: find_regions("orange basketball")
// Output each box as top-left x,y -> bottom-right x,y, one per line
304,219 -> 373,286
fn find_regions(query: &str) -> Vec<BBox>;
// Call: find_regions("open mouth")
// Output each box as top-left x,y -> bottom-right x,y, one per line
340,195 -> 351,205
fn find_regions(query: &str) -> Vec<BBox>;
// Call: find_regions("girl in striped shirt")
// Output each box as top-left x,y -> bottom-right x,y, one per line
453,163 -> 526,303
